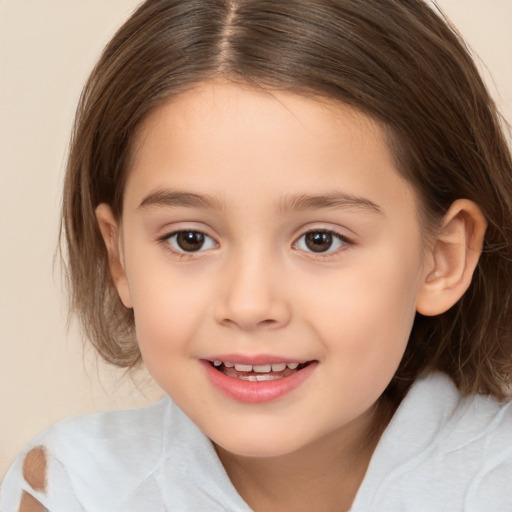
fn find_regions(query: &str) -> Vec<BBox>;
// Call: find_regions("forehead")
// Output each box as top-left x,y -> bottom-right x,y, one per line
125,81 -> 417,217
132,81 -> 381,161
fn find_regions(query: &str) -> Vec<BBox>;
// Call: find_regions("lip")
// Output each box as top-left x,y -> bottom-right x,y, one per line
201,359 -> 318,404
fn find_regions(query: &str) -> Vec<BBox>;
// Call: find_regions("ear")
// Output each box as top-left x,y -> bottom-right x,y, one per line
95,203 -> 133,308
416,199 -> 487,316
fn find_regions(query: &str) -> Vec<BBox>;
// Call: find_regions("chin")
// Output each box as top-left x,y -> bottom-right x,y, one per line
212,428 -> 312,459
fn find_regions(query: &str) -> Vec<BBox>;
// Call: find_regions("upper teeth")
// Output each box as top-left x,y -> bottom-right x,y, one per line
213,361 -> 300,372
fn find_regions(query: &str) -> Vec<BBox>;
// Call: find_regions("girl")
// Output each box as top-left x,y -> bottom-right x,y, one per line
2,0 -> 511,510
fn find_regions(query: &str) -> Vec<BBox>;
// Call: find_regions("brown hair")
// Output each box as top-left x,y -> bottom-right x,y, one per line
62,0 -> 512,401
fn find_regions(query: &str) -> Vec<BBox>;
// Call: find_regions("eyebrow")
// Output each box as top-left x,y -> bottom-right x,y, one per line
138,188 -> 382,215
138,189 -> 225,211
278,192 -> 383,215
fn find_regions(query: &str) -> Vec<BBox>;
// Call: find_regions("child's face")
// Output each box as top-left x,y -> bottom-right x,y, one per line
112,82 -> 430,457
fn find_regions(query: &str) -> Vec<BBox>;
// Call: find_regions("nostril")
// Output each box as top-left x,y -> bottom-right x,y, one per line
214,281 -> 292,331
258,318 -> 279,327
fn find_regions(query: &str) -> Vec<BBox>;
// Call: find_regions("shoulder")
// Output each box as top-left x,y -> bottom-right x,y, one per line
354,372 -> 512,511
395,372 -> 512,467
43,394 -> 170,476
48,393 -> 169,438
411,374 -> 512,508
1,396 -> 170,511
408,372 -> 512,446
34,394 -> 170,470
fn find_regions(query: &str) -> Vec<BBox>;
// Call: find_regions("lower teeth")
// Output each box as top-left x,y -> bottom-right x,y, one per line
238,374 -> 283,381
212,361 -> 310,380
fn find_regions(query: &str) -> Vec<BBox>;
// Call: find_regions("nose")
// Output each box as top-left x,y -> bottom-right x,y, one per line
214,251 -> 291,331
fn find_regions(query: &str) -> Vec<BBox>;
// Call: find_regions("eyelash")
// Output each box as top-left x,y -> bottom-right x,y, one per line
292,229 -> 352,258
158,230 -> 217,257
158,228 -> 353,259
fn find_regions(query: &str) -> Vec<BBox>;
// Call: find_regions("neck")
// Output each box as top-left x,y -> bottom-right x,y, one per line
216,402 -> 392,512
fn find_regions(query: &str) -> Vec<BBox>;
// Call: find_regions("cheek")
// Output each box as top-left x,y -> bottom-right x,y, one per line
305,262 -> 420,409
304,247 -> 422,361
126,262 -> 213,359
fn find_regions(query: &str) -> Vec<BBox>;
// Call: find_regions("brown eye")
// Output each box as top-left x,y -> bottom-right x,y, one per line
304,231 -> 333,252
295,230 -> 346,254
166,230 -> 216,253
176,231 -> 204,251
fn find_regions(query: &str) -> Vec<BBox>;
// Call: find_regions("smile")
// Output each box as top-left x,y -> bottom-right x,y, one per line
202,358 -> 317,403
211,360 -> 308,381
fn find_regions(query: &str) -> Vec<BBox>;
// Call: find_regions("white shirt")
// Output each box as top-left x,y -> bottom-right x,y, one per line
1,372 -> 511,511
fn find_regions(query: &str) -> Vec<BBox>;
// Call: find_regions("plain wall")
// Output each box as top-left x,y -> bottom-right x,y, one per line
1,0 -> 511,479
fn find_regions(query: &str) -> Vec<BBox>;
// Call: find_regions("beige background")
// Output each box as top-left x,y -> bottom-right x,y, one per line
0,0 -> 511,479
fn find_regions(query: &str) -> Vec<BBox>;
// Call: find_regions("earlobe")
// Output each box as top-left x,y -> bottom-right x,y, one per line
416,199 -> 487,316
95,203 -> 133,309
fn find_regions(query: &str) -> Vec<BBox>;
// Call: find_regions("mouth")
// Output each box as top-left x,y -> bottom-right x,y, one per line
208,360 -> 313,381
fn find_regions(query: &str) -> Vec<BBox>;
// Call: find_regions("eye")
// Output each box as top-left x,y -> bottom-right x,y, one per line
294,230 -> 347,254
165,230 -> 217,253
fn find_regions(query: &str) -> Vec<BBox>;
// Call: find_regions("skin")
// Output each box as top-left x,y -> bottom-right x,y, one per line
96,81 -> 486,511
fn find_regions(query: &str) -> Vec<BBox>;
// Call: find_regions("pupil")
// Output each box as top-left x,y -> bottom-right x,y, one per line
305,232 -> 332,252
177,231 -> 205,252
